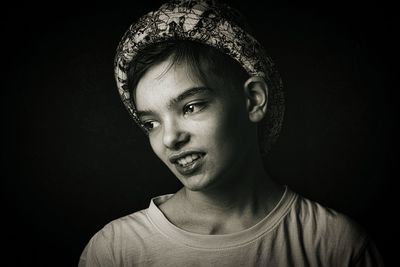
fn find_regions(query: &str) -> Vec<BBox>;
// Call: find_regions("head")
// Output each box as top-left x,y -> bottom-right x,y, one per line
114,0 -> 285,190
130,40 -> 268,191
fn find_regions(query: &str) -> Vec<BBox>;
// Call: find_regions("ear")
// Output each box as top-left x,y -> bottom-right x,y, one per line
243,76 -> 268,123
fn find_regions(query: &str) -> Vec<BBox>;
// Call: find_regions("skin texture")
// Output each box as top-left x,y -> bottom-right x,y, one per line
135,57 -> 284,234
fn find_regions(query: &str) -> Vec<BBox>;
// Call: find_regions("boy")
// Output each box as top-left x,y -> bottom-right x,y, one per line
79,0 -> 384,266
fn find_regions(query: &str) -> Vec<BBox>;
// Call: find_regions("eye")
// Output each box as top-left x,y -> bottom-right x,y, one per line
142,121 -> 160,132
183,102 -> 207,115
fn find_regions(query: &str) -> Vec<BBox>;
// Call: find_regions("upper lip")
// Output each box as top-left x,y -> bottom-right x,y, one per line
169,150 -> 205,164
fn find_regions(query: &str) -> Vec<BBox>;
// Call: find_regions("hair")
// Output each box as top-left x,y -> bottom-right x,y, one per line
127,40 -> 250,102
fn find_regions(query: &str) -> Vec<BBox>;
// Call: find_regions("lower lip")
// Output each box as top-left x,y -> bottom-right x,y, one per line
174,154 -> 205,176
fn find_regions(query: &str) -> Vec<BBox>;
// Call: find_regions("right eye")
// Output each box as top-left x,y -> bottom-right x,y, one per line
143,121 -> 160,132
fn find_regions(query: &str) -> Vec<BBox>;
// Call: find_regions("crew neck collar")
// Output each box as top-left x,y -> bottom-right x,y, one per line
146,186 -> 296,249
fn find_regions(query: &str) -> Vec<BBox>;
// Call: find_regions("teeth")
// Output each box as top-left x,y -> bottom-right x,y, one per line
177,153 -> 201,166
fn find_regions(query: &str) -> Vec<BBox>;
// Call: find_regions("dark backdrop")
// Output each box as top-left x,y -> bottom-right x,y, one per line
3,0 -> 397,266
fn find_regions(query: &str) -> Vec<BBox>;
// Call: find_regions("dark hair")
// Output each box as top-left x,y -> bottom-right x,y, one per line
127,40 -> 250,102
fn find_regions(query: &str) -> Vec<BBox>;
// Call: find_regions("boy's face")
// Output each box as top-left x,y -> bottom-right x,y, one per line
135,58 -> 254,192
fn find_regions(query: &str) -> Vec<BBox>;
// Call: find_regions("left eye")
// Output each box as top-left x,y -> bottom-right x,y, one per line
183,103 -> 206,115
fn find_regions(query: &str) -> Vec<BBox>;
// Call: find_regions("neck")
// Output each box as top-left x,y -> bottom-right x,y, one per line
166,153 -> 284,234
183,158 -> 275,213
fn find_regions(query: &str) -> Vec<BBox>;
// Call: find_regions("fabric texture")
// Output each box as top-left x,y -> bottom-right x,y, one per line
114,0 -> 285,154
78,188 -> 384,266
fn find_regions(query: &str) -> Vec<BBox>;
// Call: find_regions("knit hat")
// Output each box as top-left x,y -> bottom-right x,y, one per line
114,0 -> 284,155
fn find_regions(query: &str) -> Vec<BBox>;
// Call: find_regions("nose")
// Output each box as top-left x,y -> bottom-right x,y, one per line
162,118 -> 190,150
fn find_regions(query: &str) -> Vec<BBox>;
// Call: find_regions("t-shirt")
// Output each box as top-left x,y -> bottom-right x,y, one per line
78,187 -> 384,266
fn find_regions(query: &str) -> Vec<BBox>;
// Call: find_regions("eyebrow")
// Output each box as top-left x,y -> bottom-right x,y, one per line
168,86 -> 213,109
136,86 -> 213,118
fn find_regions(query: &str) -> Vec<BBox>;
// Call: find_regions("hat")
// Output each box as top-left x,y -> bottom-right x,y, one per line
114,0 -> 284,155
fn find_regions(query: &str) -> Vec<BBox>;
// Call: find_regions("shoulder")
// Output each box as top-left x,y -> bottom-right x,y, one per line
301,193 -> 367,243
92,208 -> 154,246
79,208 -> 152,266
276,190 -> 384,266
292,192 -> 365,238
287,191 -> 381,264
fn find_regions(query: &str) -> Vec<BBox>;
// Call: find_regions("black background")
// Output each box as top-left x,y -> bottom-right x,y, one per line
3,0 -> 397,266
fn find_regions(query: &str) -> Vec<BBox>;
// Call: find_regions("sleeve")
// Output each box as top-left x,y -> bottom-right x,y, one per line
78,226 -> 116,267
352,237 -> 385,267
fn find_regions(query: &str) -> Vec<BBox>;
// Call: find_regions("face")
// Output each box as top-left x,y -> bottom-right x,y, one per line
135,58 -> 255,192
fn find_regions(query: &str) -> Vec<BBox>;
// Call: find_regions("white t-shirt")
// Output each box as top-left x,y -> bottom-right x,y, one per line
79,188 -> 384,266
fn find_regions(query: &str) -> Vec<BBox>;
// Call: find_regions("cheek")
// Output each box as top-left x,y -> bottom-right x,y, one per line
149,134 -> 165,161
207,105 -> 249,151
197,112 -> 234,148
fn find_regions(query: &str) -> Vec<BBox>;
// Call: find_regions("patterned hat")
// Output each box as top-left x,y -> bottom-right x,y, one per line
114,0 -> 284,155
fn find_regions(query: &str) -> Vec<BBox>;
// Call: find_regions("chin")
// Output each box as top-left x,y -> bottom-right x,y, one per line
178,173 -> 216,192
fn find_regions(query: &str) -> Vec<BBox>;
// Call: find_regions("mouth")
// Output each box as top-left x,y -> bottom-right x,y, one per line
170,151 -> 206,175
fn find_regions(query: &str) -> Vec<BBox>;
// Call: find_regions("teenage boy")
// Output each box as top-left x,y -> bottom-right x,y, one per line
79,1 -> 384,266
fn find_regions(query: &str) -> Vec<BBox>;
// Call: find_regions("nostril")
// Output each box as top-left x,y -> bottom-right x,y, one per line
174,134 -> 190,149
175,140 -> 187,150
163,129 -> 190,150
